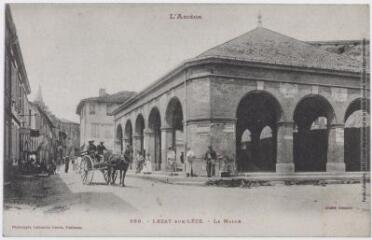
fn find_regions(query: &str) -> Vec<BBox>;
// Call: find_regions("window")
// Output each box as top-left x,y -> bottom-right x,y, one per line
91,123 -> 100,138
89,103 -> 96,115
105,125 -> 113,138
19,85 -> 23,114
91,124 -> 96,137
106,104 -> 115,115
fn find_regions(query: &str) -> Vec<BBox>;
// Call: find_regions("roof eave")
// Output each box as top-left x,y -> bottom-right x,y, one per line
75,100 -> 87,115
6,6 -> 32,95
111,56 -> 366,116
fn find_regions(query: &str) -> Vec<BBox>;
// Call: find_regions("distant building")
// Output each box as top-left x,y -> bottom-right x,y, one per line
34,86 -> 80,158
4,5 -> 32,180
76,89 -> 136,150
56,119 -> 80,152
28,101 -> 57,167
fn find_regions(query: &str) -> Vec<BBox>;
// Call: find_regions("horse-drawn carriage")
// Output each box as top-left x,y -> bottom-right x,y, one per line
78,151 -> 129,186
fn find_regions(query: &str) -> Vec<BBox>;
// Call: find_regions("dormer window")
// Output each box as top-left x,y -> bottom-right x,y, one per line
89,103 -> 96,115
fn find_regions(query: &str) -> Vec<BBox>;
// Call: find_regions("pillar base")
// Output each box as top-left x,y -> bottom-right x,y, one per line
326,162 -> 346,172
276,163 -> 295,173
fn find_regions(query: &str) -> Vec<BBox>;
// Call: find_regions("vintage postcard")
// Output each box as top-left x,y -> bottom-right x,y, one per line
2,2 -> 371,237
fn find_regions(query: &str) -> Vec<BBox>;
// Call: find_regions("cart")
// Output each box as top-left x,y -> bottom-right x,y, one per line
79,154 -> 118,185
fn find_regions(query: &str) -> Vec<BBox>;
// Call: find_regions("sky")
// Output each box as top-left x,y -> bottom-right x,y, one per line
10,4 -> 370,122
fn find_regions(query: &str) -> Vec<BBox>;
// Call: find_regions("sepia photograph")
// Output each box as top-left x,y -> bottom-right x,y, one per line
2,2 -> 371,237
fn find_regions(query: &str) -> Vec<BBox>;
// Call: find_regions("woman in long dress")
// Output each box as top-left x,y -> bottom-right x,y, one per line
141,153 -> 153,174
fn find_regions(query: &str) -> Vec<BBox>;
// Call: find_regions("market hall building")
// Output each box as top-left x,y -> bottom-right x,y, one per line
111,26 -> 370,176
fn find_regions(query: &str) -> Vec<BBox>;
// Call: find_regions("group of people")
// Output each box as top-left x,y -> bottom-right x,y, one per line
63,139 -> 108,174
74,140 -> 219,178
21,154 -> 53,175
86,140 -> 107,160
166,146 -> 199,177
133,150 -> 152,174
165,145 -> 218,178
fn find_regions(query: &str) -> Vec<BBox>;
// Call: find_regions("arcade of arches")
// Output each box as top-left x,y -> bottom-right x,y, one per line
112,26 -> 369,176
115,91 -> 370,174
236,93 -> 370,173
115,97 -> 185,172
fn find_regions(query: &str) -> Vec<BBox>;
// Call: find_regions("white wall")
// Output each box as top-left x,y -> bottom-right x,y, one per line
79,102 -> 118,150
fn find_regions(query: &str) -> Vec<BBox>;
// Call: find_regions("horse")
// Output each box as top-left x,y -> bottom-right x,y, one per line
105,151 -> 130,187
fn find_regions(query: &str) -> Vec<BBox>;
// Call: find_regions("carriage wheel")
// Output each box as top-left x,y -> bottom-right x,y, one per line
112,170 -> 118,184
81,156 -> 93,185
102,170 -> 110,185
78,158 -> 84,175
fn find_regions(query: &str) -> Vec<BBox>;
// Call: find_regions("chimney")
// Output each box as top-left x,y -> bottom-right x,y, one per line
99,88 -> 107,96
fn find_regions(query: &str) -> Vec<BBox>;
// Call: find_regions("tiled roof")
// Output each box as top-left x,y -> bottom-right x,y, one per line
196,27 -> 365,73
112,27 -> 368,116
308,40 -> 370,67
76,90 -> 137,114
59,118 -> 79,125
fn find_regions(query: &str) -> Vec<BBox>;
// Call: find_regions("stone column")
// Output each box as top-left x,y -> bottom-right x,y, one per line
143,128 -> 154,168
276,121 -> 295,173
143,128 -> 151,155
326,124 -> 346,172
123,137 -> 129,152
114,139 -> 120,154
133,134 -> 142,155
161,127 -> 173,171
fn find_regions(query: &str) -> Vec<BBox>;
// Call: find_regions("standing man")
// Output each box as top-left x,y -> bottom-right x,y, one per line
204,145 -> 217,177
97,141 -> 107,162
97,141 -> 107,155
186,146 -> 195,177
65,138 -> 74,173
167,147 -> 176,172
57,141 -> 63,166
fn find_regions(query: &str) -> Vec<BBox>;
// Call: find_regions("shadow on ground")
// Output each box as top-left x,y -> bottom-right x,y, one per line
4,174 -> 138,214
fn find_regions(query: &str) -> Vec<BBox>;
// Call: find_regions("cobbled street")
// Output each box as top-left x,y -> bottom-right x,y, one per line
4,167 -> 370,236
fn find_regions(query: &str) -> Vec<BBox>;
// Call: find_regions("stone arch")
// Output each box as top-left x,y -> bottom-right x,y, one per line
294,94 -> 336,129
165,97 -> 184,170
124,119 -> 133,149
236,90 -> 283,172
148,107 -> 162,170
344,97 -> 370,122
135,114 -> 145,155
116,124 -> 123,153
344,97 -> 370,171
241,129 -> 252,143
260,126 -> 273,139
165,97 -> 184,129
293,94 -> 336,172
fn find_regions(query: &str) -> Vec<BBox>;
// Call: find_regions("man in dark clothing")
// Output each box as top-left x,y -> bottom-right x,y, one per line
97,142 -> 107,155
87,140 -> 97,158
65,138 -> 74,173
204,145 -> 217,177
97,142 -> 107,162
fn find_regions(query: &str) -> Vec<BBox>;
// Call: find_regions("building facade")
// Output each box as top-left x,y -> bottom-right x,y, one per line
34,86 -> 80,162
4,5 -> 32,180
56,119 -> 80,152
28,102 -> 57,167
76,89 -> 136,150
112,26 -> 370,176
